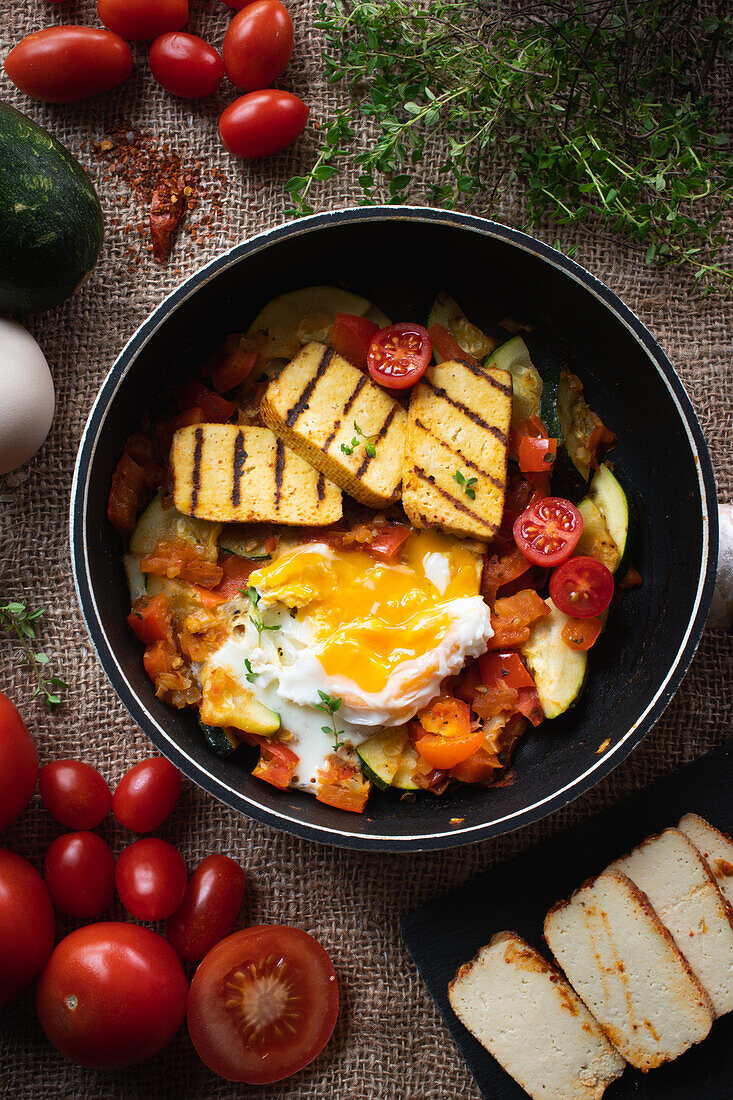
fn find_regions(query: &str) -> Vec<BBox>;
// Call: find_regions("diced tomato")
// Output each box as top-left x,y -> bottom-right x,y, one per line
417,695 -> 471,738
127,594 -> 173,645
191,585 -> 228,607
487,589 -> 550,650
427,323 -> 479,367
479,651 -> 535,690
123,431 -> 157,469
481,547 -> 531,605
140,540 -> 224,589
316,757 -> 370,813
519,434 -> 557,474
471,678 -> 518,720
561,616 -> 603,650
142,639 -> 179,683
365,525 -> 411,562
522,414 -> 549,439
214,553 -> 258,599
453,660 -> 482,703
449,746 -> 499,785
411,696 -> 485,769
619,564 -> 642,589
252,740 -> 299,791
107,453 -> 147,539
207,335 -> 259,394
331,314 -> 379,371
587,423 -> 617,468
515,685 -> 545,726
180,379 -> 236,423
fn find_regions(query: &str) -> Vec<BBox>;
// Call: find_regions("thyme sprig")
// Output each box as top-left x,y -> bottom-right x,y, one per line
242,587 -> 281,645
0,601 -> 68,710
287,0 -> 733,293
340,421 -> 378,458
314,690 -> 346,751
453,469 -> 478,499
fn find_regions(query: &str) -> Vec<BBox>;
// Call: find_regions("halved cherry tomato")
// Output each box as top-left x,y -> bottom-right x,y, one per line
479,651 -> 535,691
365,524 -> 411,562
513,497 -> 583,567
550,556 -> 614,618
98,0 -> 188,41
116,838 -> 187,921
39,760 -> 112,830
113,757 -> 182,833
180,379 -> 235,422
0,693 -> 38,832
187,925 -> 339,1084
561,615 -> 603,650
427,323 -> 479,367
127,593 -> 173,645
107,452 -> 146,538
44,832 -> 115,919
367,323 -> 431,390
252,740 -> 298,791
166,854 -> 245,962
219,90 -> 309,159
4,27 -> 133,103
331,314 -> 379,371
411,721 -> 485,770
519,434 -> 557,474
223,0 -> 294,92
149,32 -> 223,98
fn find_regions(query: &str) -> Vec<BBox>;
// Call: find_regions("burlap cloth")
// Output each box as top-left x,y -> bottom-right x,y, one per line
0,2 -> 731,1097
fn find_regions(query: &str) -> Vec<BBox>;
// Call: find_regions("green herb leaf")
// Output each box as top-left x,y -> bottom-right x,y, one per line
0,601 -> 67,710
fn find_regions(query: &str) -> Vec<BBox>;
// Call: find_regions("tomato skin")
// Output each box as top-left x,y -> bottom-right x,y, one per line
427,323 -> 480,367
97,0 -> 188,42
0,849 -> 55,1007
166,854 -> 245,962
4,27 -> 133,103
223,0 -> 294,92
39,760 -> 112,830
550,556 -> 615,618
219,90 -> 309,159
116,838 -> 187,921
331,313 -> 379,371
365,524 -> 411,562
222,0 -> 258,8
149,32 -> 224,97
367,323 -> 432,390
187,926 -> 339,1084
513,496 -> 583,567
44,832 -> 115,919
36,922 -> 188,1069
561,615 -> 603,650
0,692 -> 38,831
112,756 -> 182,833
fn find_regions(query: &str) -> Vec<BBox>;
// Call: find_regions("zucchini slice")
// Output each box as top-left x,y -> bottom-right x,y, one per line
484,336 -> 543,452
356,727 -> 408,791
520,600 -> 588,719
391,742 -> 421,791
588,464 -> 631,572
246,286 -> 381,363
219,527 -> 273,561
198,717 -> 241,758
540,367 -> 595,499
130,495 -> 221,559
145,574 -> 203,613
428,290 -> 499,363
576,498 -> 620,574
124,554 -> 147,603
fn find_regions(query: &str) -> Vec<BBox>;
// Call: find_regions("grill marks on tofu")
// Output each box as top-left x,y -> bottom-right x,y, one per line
260,342 -> 406,508
403,359 -> 512,541
171,424 -> 342,525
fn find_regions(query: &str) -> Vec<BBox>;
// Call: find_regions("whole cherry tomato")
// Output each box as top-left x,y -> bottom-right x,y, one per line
222,0 -> 294,92
36,922 -> 188,1069
149,32 -> 224,98
0,848 -> 55,1007
4,27 -> 133,103
187,926 -> 338,1083
367,323 -> 432,390
166,854 -> 245,962
97,0 -> 188,42
219,90 -> 309,159
513,497 -> 584,567
549,555 -> 615,618
116,838 -> 187,921
112,756 -> 181,833
44,832 -> 115,919
39,760 -> 111,830
0,692 -> 38,831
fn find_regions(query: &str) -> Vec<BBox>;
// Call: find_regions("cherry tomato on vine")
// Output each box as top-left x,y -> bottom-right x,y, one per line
0,692 -> 38,831
187,926 -> 339,1083
36,923 -> 188,1069
112,756 -> 181,833
149,32 -> 224,98
367,323 -> 432,390
97,0 -> 188,42
166,854 -> 245,961
513,496 -> 583,567
550,555 -> 615,618
39,760 -> 111,830
4,27 -> 133,104
116,838 -> 187,921
222,0 -> 294,92
0,848 -> 55,1007
219,91 -> 309,159
44,832 -> 115,919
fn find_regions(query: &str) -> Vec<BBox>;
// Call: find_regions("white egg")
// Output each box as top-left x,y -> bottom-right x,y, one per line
0,319 -> 55,475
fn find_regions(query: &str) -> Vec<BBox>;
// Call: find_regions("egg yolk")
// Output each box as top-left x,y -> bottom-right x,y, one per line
249,531 -> 483,694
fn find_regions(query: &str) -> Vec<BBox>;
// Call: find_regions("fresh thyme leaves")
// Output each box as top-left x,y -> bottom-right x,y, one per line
287,0 -> 733,293
340,421 -> 378,457
0,601 -> 68,710
244,658 -> 257,683
242,587 -> 281,644
453,469 -> 478,499
314,690 -> 346,751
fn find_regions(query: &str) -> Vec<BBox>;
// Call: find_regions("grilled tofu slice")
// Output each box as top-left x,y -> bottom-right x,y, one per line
608,828 -> 733,1017
449,931 -> 625,1100
679,813 -> 733,907
544,871 -> 714,1070
259,342 -> 406,508
402,358 -> 512,540
171,424 -> 342,525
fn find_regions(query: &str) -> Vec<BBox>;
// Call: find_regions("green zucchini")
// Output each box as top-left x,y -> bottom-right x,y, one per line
356,727 -> 408,791
129,495 -> 220,558
540,367 -> 593,499
123,554 -> 147,603
576,498 -> 620,574
391,742 -> 421,791
145,574 -> 203,614
0,104 -> 103,314
588,464 -> 632,573
247,286 -> 387,363
198,717 -> 241,758
484,336 -> 543,453
520,600 -> 588,719
427,290 -> 499,363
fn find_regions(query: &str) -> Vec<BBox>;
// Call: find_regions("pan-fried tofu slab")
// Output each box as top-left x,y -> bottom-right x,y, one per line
544,871 -> 714,1070
449,932 -> 625,1100
171,424 -> 342,525
609,828 -> 733,1017
259,342 -> 406,508
679,813 -> 733,907
402,358 -> 512,540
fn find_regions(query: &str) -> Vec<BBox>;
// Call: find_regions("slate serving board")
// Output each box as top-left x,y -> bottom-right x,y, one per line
402,741 -> 733,1099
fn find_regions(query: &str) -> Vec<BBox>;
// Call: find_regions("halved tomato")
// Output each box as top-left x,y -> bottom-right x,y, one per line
513,497 -> 583,567
367,323 -> 431,389
550,556 -> 614,618
187,926 -> 339,1084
